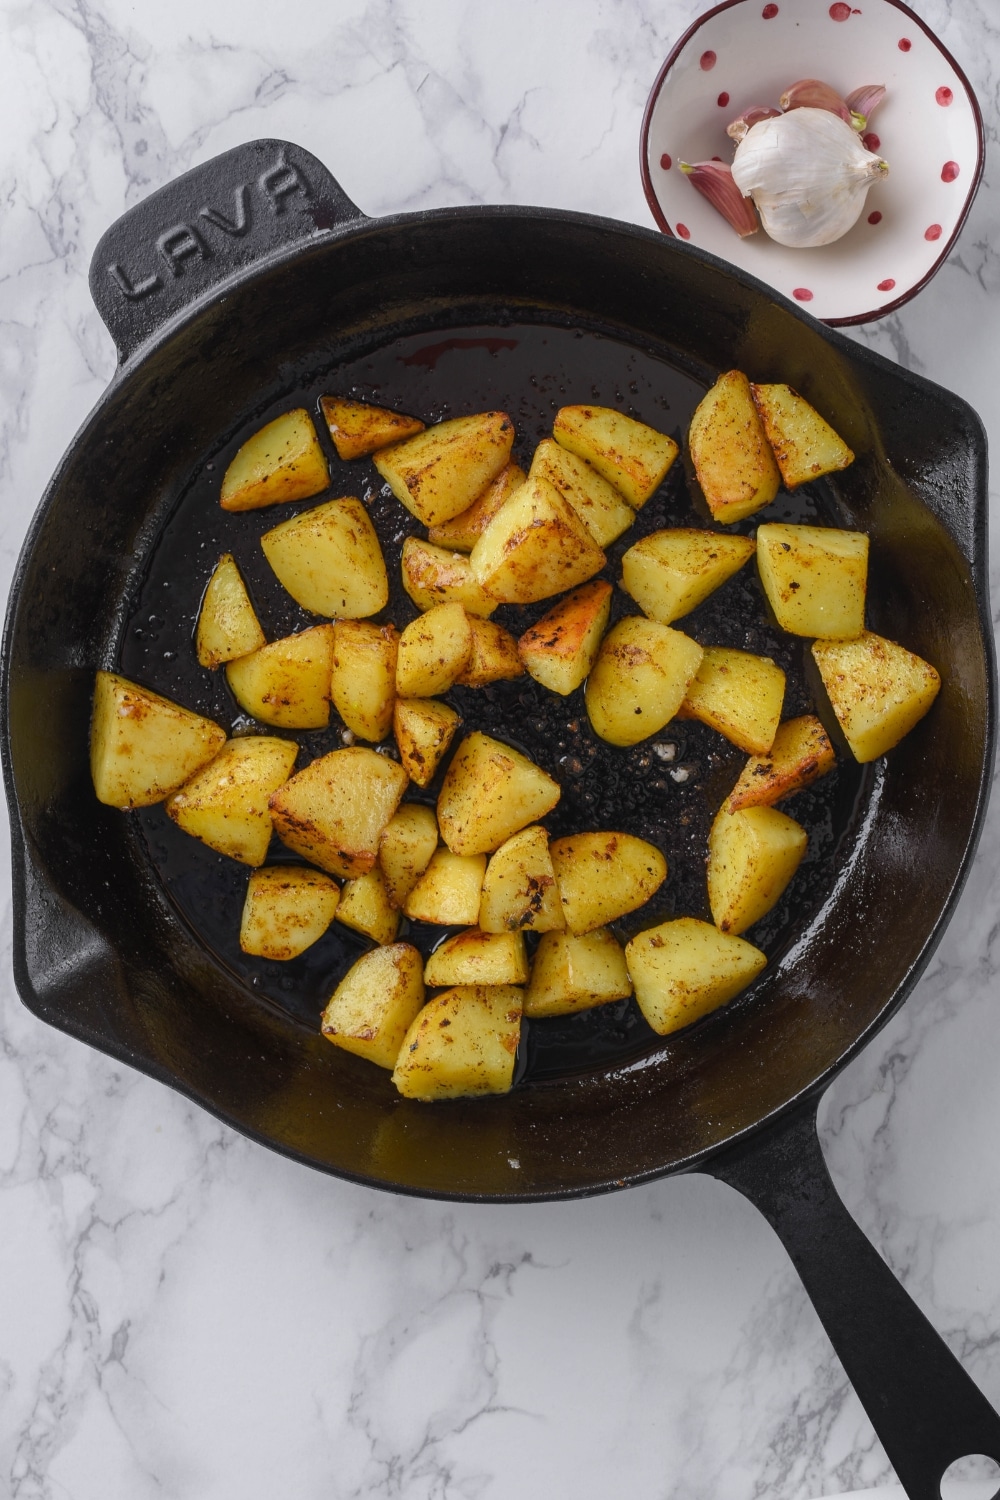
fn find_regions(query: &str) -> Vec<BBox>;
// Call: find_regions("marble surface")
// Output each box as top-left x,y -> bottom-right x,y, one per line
1,1 -> 999,1496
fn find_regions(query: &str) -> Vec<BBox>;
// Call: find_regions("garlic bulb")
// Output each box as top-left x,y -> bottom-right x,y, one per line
731,107 -> 888,248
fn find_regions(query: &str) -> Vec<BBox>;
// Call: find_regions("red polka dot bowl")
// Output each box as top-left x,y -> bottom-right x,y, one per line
640,0 -> 983,324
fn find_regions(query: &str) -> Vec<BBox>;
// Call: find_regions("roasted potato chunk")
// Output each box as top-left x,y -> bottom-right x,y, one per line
478,824 -> 564,934
166,735 -> 298,865
427,463 -> 527,552
437,732 -> 561,856
550,831 -> 667,934
379,804 -> 439,908
269,746 -> 408,878
553,404 -> 678,508
727,715 -> 835,812
330,621 -> 398,743
517,580 -> 612,697
240,866 -> 340,959
261,496 -> 389,618
90,672 -> 226,808
392,985 -> 522,1100
424,929 -> 529,987
226,624 -> 335,730
403,848 -> 487,926
395,603 -> 473,697
585,617 -> 703,746
620,529 -> 755,625
393,697 -> 462,787
688,371 -> 781,523
707,805 -> 808,935
196,553 -> 266,668
524,927 -> 631,1017
528,438 -> 635,547
319,395 -> 424,460
220,408 -> 329,512
469,475 -> 606,605
812,632 -> 941,763
626,918 -> 766,1036
374,412 -> 515,526
679,646 -> 785,756
321,943 -> 425,1070
336,867 -> 401,945
750,383 -> 855,488
456,618 -> 524,688
401,537 -> 497,618
756,523 -> 868,639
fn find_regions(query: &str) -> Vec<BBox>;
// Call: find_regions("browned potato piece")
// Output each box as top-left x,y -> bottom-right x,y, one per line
553,405 -> 678,508
517,581 -> 612,697
261,496 -> 389,619
321,943 -> 425,1070
374,412 -> 515,527
166,736 -> 298,865
620,530 -> 755,625
319,396 -> 424,460
269,746 -> 408,878
524,927 -> 631,1017
585,617 -> 703,746
812,632 -> 941,763
427,463 -> 526,552
90,672 -> 226,808
403,848 -> 487,925
393,697 -> 462,787
727,716 -> 835,812
707,805 -> 808,935
226,625 -> 335,730
220,408 -> 329,512
437,732 -> 561,856
330,621 -> 398,742
528,438 -> 635,547
750,384 -> 855,488
424,929 -> 529,987
756,523 -> 868,639
550,832 -> 667,935
379,804 -> 439,907
678,647 -> 785,756
626,918 -> 766,1036
196,554 -> 266,668
395,603 -> 473,697
401,537 -> 497,618
469,475 -> 606,604
456,618 -> 524,687
688,371 -> 781,524
336,868 -> 400,945
479,825 -> 564,934
392,985 -> 522,1100
240,867 -> 340,959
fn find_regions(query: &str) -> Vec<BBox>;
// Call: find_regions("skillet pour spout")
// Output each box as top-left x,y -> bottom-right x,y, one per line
3,139 -> 998,1496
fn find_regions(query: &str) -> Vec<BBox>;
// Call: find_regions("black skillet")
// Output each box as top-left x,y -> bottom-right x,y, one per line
3,140 -> 999,1497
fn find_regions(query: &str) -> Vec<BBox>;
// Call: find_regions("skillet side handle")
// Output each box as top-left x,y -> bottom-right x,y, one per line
702,1101 -> 1000,1500
89,139 -> 366,365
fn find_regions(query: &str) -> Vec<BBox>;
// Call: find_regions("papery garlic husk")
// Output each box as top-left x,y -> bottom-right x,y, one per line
731,107 -> 888,248
726,105 -> 782,144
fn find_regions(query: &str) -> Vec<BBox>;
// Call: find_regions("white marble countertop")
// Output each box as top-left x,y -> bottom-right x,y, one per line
2,1 -> 999,1496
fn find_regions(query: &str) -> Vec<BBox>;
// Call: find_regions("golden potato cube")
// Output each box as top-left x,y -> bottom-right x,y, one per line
269,746 -> 408,878
90,672 -> 226,809
166,735 -> 298,865
757,523 -> 868,639
812,632 -> 941,763
751,384 -> 854,489
225,624 -> 335,730
393,697 -> 462,787
196,553 -> 266,669
585,617 -> 703,746
517,581 -> 612,697
469,475 -> 607,605
336,867 -> 401,945
626,918 -> 766,1035
679,647 -> 785,756
456,618 -> 524,687
524,927 -> 631,1017
374,412 -> 515,527
321,942 -> 425,1070
392,985 -> 522,1100
220,408 -> 329,512
427,463 -> 526,552
240,866 -> 340,959
553,404 -> 678,508
379,803 -> 439,907
424,929 -> 529,987
403,848 -> 487,926
437,732 -> 561,856
319,395 -> 424,460
620,529 -> 755,625
400,537 -> 497,619
688,371 -> 781,524
261,496 -> 389,618
727,715 -> 835,813
479,825 -> 564,934
549,831 -> 667,935
395,603 -> 473,697
528,438 -> 635,547
330,621 -> 398,743
707,805 -> 808,935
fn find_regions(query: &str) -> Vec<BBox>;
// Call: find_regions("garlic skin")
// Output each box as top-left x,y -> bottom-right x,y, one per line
731,107 -> 888,249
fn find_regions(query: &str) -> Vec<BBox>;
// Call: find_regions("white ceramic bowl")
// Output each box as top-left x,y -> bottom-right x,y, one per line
640,0 -> 983,324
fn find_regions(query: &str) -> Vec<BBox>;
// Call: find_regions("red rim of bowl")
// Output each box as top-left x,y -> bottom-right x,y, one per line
638,0 -> 985,327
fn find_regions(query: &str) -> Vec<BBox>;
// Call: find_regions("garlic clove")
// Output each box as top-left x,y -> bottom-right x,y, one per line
780,78 -> 856,127
726,105 -> 782,144
845,83 -> 887,130
679,161 -> 759,238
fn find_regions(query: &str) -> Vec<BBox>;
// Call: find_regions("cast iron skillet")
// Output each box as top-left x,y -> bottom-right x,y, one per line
3,140 -> 998,1497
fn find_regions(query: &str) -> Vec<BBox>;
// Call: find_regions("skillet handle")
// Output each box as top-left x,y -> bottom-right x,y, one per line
701,1100 -> 1000,1499
89,138 -> 366,365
